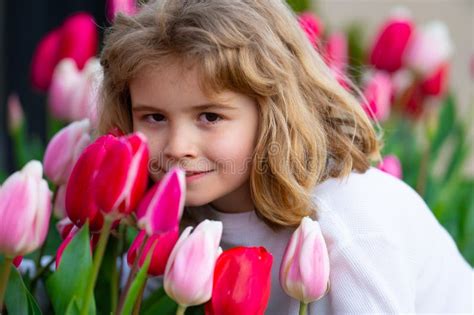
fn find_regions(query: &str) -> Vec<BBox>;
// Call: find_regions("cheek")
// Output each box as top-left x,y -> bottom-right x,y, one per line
209,126 -> 256,170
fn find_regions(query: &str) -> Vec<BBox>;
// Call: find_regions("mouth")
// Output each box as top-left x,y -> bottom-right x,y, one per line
185,170 -> 214,177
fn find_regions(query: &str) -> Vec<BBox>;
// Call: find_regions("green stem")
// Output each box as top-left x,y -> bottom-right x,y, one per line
0,257 -> 13,311
80,218 -> 113,315
116,233 -> 149,315
416,120 -> 430,197
299,302 -> 308,315
176,305 -> 187,315
132,278 -> 147,315
111,225 -> 126,314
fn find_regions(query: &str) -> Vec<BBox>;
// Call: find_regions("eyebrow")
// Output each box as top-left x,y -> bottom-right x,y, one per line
132,103 -> 238,113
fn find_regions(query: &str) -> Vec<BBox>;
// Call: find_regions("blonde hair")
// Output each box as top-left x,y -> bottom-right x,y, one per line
99,0 -> 381,230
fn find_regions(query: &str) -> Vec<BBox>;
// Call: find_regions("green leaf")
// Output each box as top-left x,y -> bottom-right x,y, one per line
286,0 -> 311,12
430,94 -> 455,158
5,261 -> 42,315
46,223 -> 96,315
346,23 -> 366,85
122,248 -> 153,315
140,287 -> 177,315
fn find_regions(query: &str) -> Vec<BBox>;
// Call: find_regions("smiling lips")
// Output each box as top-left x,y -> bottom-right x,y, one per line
185,170 -> 213,177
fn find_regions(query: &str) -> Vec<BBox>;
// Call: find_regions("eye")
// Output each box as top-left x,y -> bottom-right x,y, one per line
199,112 -> 222,124
143,113 -> 165,123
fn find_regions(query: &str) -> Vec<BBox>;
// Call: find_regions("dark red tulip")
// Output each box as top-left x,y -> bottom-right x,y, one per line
420,63 -> 449,97
30,29 -> 62,91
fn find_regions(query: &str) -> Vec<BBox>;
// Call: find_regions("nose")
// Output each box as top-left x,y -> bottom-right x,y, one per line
162,124 -> 198,160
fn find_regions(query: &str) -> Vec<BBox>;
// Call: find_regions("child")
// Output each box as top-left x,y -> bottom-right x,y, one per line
98,0 -> 473,313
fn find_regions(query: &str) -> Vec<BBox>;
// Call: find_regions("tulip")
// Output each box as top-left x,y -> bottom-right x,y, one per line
44,119 -> 91,185
205,246 -> 273,315
137,167 -> 186,235
93,132 -> 149,219
48,58 -> 102,122
377,155 -> 403,179
56,217 -> 75,240
30,29 -> 62,91
419,62 -> 449,97
324,32 -> 350,89
369,12 -> 414,72
53,185 -> 68,218
106,0 -> 138,22
127,229 -> 179,276
12,256 -> 22,268
403,85 -> 425,119
298,12 -> 324,49
7,93 -> 24,134
0,161 -> 52,257
280,217 -> 329,309
361,71 -> 393,122
404,21 -> 453,78
66,136 -> 110,231
55,226 -> 99,269
58,13 -> 98,71
164,220 -> 223,312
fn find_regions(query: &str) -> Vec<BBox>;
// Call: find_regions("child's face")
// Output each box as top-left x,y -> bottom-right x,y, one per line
130,62 -> 259,213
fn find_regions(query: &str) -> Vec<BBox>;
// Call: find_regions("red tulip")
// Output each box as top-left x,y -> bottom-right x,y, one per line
65,136 -> 110,231
420,62 -> 449,97
30,29 -> 62,91
58,13 -> 98,70
13,256 -> 23,268
298,12 -> 324,49
55,226 -> 99,269
369,13 -> 414,72
56,217 -> 75,240
205,246 -> 273,315
94,133 -> 149,219
127,229 -> 179,276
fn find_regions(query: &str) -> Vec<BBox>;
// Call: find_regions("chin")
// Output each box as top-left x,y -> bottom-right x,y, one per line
184,195 -> 212,207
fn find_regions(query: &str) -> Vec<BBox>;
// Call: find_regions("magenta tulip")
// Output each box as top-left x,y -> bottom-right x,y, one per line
136,167 -> 186,235
58,13 -> 98,71
12,256 -> 22,268
369,13 -> 414,72
0,161 -> 52,257
44,119 -> 91,185
205,246 -> 273,315
377,155 -> 403,179
127,229 -> 179,276
93,133 -> 149,219
106,0 -> 138,22
298,12 -> 324,49
361,71 -> 393,122
30,29 -> 62,91
164,220 -> 223,308
280,217 -> 330,305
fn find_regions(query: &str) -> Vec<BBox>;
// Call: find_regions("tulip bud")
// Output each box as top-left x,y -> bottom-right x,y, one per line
137,167 -> 186,235
298,12 -> 324,49
164,220 -> 223,308
404,21 -> 453,78
106,0 -> 138,22
206,246 -> 273,315
30,28 -> 62,91
0,161 -> 52,257
127,229 -> 179,276
420,62 -> 449,97
370,11 -> 414,72
377,155 -> 403,179
7,93 -> 24,134
44,119 -> 91,185
280,217 -> 330,304
93,132 -> 149,219
361,71 -> 393,122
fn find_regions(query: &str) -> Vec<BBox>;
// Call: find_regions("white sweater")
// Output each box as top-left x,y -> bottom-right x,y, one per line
184,167 -> 473,314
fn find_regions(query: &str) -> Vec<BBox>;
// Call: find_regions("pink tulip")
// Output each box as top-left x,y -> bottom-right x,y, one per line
136,167 -> 186,235
127,229 -> 179,276
106,0 -> 138,22
298,12 -> 324,49
404,21 -> 453,78
44,119 -> 91,185
58,13 -> 98,71
325,32 -> 348,73
53,185 -> 68,218
93,133 -> 149,219
377,155 -> 403,179
164,220 -> 223,307
7,93 -> 24,134
420,62 -> 449,97
369,13 -> 414,72
361,71 -> 393,122
280,216 -> 330,304
30,29 -> 62,91
48,58 -> 102,122
0,161 -> 52,257
66,136 -> 110,231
